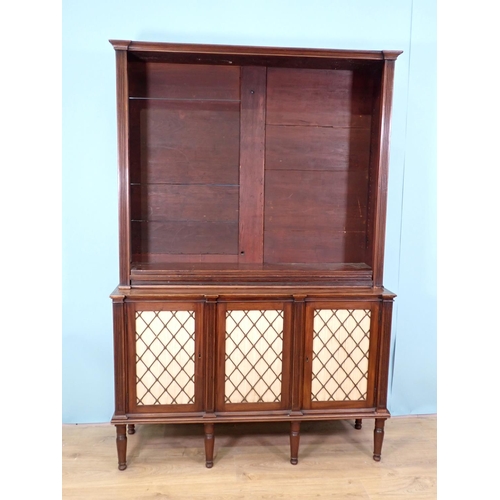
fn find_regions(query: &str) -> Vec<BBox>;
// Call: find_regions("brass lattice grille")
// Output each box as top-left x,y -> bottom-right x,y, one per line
225,310 -> 284,404
135,310 -> 195,406
311,309 -> 371,402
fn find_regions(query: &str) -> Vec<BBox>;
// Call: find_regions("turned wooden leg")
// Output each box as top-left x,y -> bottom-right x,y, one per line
355,419 -> 362,430
290,421 -> 301,465
373,418 -> 386,462
116,425 -> 127,470
127,424 -> 136,435
204,423 -> 215,468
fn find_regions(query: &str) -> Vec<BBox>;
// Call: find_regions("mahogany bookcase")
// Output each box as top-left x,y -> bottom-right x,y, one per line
109,39 -> 401,470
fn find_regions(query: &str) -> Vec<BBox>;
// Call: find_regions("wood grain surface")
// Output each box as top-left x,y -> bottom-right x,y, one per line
62,415 -> 436,499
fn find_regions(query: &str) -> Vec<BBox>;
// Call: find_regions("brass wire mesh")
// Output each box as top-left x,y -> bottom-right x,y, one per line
135,310 -> 196,405
311,309 -> 371,402
225,310 -> 284,404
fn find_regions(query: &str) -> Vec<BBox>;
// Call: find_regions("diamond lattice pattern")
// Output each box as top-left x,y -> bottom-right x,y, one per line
135,310 -> 195,406
225,310 -> 284,404
311,309 -> 371,402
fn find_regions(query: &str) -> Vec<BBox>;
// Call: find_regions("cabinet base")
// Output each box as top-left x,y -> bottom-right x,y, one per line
113,414 -> 389,470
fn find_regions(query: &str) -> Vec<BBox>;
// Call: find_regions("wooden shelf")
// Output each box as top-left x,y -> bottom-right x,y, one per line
129,262 -> 373,285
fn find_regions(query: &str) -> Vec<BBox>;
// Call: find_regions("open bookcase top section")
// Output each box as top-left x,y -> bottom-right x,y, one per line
112,40 -> 401,287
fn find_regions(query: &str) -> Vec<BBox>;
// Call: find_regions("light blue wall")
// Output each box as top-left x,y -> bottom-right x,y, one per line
62,0 -> 436,423
388,0 -> 437,415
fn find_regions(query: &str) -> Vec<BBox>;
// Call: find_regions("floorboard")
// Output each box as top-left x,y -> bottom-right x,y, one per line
62,415 -> 436,499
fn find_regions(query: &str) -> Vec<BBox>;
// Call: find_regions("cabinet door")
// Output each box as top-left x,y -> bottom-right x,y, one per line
216,302 -> 292,412
127,301 -> 204,413
303,302 -> 379,409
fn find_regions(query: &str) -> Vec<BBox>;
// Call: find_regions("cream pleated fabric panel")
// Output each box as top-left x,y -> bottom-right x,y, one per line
135,310 -> 196,406
225,310 -> 284,404
311,309 -> 371,402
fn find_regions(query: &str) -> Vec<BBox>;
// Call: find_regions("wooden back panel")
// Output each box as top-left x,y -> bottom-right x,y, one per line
263,68 -> 376,264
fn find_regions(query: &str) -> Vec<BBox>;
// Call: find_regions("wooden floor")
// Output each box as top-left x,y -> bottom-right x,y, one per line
62,415 -> 436,499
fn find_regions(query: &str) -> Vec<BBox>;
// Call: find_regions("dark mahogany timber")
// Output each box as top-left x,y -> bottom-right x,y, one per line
204,423 -> 215,468
290,422 -> 301,465
373,418 -> 386,461
109,40 -> 400,470
116,425 -> 127,470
